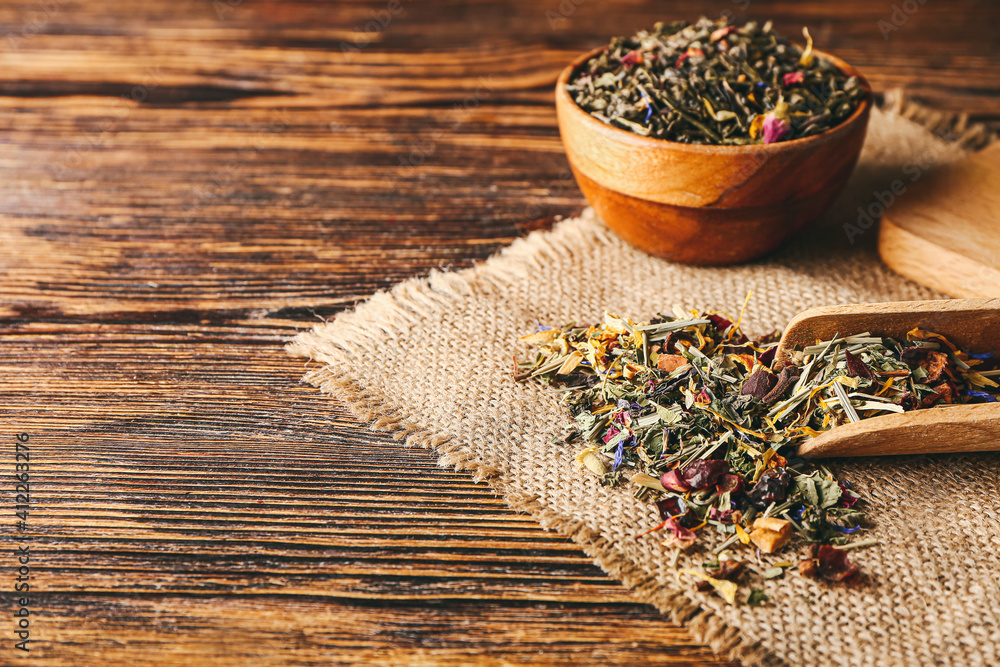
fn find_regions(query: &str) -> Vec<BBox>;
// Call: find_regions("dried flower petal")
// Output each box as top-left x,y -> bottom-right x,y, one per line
660,469 -> 689,493
782,72 -> 805,86
680,459 -> 730,490
656,496 -> 688,521
697,560 -> 744,590
717,473 -> 744,495
817,545 -> 860,582
709,506 -> 735,523
799,27 -> 814,66
762,113 -> 791,144
678,569 -> 737,604
902,348 -> 951,383
758,346 -> 777,368
967,390 -> 999,403
844,349 -> 875,381
663,517 -> 697,550
620,50 -> 643,67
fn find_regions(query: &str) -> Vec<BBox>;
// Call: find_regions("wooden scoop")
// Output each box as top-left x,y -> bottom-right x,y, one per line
773,298 -> 1000,458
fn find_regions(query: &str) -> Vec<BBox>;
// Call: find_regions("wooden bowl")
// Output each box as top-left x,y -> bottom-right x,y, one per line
555,47 -> 873,265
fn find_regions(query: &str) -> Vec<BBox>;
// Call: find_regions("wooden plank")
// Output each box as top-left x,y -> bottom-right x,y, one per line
880,145 -> 1000,297
1,0 -> 999,663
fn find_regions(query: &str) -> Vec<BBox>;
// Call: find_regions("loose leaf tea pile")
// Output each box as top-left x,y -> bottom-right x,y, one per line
517,308 -> 999,604
567,17 -> 867,144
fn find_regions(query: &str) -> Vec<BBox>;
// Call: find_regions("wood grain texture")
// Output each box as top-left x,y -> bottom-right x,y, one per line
798,402 -> 1000,458
0,1 -> 998,664
779,299 -> 1000,457
555,48 -> 872,264
777,298 -> 1000,359
879,144 -> 1000,297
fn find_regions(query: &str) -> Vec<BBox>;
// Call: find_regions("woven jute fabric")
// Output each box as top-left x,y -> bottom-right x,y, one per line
288,101 -> 1000,666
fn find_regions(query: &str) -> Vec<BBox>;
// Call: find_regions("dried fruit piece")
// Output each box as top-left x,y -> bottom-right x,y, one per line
741,369 -> 777,399
761,367 -> 798,403
747,468 -> 791,508
749,516 -> 792,553
816,545 -> 860,581
657,354 -> 689,373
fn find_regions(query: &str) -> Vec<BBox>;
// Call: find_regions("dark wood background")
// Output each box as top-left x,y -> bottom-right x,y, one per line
0,1 -> 997,664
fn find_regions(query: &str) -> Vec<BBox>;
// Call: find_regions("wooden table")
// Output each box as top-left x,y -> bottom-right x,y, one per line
2,2 -> 997,664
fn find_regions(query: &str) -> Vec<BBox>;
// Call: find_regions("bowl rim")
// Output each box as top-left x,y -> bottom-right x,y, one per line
555,44 -> 873,155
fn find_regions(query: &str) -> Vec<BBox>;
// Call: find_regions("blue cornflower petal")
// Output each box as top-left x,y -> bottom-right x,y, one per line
831,524 -> 861,534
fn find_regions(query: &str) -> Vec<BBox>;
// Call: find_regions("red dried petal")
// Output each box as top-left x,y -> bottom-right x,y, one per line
844,349 -> 875,381
762,113 -> 790,144
620,50 -> 643,67
758,346 -> 777,368
708,506 -> 735,523
656,496 -> 688,521
716,473 -> 744,495
707,314 -> 733,331
817,545 -> 860,582
680,459 -> 729,490
660,469 -> 689,493
663,517 -> 697,549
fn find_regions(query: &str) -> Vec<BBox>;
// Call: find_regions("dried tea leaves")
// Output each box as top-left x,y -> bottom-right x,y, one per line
566,17 -> 867,145
517,309 -> 998,603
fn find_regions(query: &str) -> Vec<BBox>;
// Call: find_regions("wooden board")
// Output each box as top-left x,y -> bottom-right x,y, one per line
880,144 -> 1000,297
0,0 -> 998,665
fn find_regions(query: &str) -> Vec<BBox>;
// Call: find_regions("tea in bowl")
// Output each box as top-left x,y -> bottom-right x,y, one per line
555,19 -> 872,266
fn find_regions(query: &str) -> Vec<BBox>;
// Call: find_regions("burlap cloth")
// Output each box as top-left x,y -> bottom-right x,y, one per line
288,98 -> 1000,667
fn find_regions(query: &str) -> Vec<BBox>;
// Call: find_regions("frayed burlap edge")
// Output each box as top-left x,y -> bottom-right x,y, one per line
285,220 -> 777,665
286,92 -> 994,667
